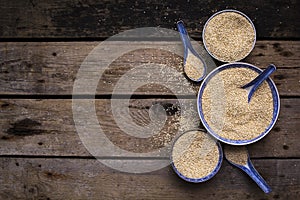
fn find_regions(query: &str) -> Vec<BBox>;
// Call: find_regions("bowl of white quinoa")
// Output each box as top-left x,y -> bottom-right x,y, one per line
171,129 -> 223,182
197,62 -> 280,145
202,10 -> 256,62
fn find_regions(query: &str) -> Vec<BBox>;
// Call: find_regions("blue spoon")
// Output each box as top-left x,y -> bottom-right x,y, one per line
242,64 -> 276,102
224,145 -> 272,193
177,20 -> 207,82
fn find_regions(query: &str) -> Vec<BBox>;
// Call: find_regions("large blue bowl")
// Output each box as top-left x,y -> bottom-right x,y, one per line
197,62 -> 280,145
170,129 -> 223,183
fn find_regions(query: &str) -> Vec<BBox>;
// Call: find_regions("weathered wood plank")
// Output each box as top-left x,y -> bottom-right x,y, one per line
0,98 -> 299,157
0,157 -> 299,199
0,41 -> 299,96
0,0 -> 299,38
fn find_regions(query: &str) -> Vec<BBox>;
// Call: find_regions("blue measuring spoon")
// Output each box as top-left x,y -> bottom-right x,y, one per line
224,145 -> 271,193
177,20 -> 207,82
242,64 -> 276,102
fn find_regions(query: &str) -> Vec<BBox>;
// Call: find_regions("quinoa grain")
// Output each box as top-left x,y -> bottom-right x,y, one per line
203,11 -> 255,62
172,130 -> 220,179
184,51 -> 204,80
202,67 -> 273,141
224,145 -> 248,166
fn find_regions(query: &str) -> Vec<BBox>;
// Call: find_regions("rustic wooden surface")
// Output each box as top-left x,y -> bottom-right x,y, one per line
0,0 -> 299,199
0,99 -> 299,158
0,158 -> 299,200
0,41 -> 299,96
0,0 -> 299,39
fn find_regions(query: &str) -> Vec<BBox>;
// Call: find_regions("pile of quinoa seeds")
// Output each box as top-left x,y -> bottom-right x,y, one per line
184,51 -> 204,80
172,130 -> 219,179
202,67 -> 274,141
203,11 -> 256,62
224,145 -> 248,166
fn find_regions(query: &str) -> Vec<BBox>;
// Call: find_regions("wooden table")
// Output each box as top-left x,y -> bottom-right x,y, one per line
0,1 -> 299,199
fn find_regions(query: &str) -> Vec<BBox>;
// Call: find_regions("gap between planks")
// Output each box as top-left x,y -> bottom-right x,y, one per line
0,154 -> 299,160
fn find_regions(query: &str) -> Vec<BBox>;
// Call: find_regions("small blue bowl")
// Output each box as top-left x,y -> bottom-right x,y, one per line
197,62 -> 280,145
170,129 -> 223,183
202,9 -> 256,62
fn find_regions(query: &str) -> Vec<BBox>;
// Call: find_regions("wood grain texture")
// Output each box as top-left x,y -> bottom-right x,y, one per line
0,0 -> 299,38
0,1 -> 299,198
0,98 -> 299,158
0,157 -> 299,200
0,41 -> 299,96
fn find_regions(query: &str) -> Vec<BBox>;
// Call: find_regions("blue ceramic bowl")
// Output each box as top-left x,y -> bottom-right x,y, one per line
197,62 -> 280,145
170,129 -> 223,183
202,9 -> 256,62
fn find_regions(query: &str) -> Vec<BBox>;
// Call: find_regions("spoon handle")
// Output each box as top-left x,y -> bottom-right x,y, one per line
177,21 -> 193,50
243,160 -> 272,193
242,64 -> 276,102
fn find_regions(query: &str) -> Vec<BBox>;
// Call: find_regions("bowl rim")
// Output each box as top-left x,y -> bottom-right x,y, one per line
202,9 -> 257,63
197,62 -> 280,145
170,129 -> 223,183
